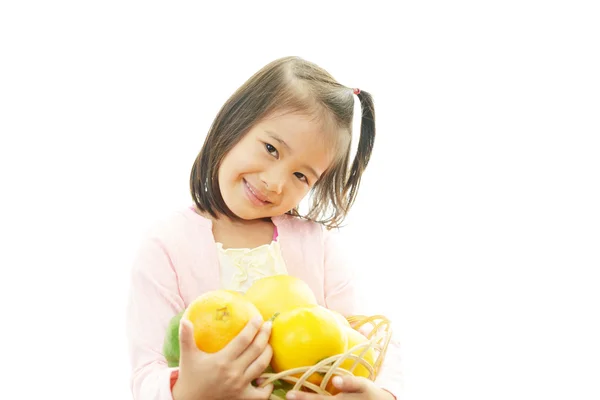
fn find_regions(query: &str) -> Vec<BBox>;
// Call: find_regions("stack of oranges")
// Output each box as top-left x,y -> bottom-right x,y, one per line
163,275 -> 376,395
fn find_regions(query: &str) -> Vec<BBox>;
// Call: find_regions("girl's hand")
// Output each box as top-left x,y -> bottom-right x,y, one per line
285,376 -> 395,400
172,315 -> 274,400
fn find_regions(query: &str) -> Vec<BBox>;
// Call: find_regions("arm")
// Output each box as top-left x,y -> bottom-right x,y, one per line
322,227 -> 403,399
322,227 -> 358,316
126,235 -> 187,400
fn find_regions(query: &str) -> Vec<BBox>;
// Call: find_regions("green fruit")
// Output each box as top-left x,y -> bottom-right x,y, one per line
163,311 -> 184,367
272,387 -> 290,398
269,374 -> 293,396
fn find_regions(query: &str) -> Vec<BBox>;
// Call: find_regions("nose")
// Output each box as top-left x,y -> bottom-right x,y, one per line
261,168 -> 286,195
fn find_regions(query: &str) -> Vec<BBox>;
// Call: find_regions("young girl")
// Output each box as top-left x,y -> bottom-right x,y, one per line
126,56 -> 402,400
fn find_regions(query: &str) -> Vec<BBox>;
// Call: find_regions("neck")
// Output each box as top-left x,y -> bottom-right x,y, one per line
193,206 -> 272,227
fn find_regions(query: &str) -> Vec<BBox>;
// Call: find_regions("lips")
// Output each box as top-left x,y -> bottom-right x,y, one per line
243,179 -> 271,205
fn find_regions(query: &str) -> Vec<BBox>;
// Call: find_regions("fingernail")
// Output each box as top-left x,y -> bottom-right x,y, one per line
332,376 -> 343,387
263,321 -> 272,331
179,319 -> 189,333
286,392 -> 296,400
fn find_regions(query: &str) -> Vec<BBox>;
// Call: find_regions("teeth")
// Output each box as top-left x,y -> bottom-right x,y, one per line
246,181 -> 266,203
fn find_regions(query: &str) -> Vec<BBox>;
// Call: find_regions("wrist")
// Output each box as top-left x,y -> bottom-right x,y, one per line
171,374 -> 194,400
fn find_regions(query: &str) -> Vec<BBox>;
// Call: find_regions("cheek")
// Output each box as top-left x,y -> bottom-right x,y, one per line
233,148 -> 264,172
218,156 -> 243,188
218,157 -> 233,181
221,151 -> 247,179
286,184 -> 310,203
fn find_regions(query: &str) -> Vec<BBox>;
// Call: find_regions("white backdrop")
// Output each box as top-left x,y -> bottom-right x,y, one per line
1,1 -> 599,400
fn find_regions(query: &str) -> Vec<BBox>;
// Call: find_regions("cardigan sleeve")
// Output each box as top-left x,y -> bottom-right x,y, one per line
126,234 -> 186,400
322,227 -> 404,399
322,226 -> 359,316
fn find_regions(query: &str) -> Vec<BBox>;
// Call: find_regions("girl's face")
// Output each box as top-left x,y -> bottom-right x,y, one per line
218,111 -> 335,221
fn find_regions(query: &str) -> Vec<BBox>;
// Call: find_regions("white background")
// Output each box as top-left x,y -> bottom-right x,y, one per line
1,1 -> 599,399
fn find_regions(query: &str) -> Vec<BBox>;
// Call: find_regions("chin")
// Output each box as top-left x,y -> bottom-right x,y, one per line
230,210 -> 256,220
222,200 -> 260,221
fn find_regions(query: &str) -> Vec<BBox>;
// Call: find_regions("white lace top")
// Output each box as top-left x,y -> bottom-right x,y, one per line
216,238 -> 288,293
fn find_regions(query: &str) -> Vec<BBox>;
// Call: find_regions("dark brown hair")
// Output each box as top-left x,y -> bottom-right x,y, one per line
190,56 -> 375,229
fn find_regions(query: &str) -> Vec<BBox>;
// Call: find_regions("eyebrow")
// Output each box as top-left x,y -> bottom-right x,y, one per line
266,131 -> 320,179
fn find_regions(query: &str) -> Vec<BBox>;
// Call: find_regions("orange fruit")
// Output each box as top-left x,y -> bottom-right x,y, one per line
183,289 -> 262,353
245,275 -> 318,321
270,305 -> 347,385
327,326 -> 376,394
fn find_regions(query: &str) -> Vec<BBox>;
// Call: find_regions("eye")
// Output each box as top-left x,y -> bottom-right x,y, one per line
294,172 -> 308,184
265,143 -> 279,158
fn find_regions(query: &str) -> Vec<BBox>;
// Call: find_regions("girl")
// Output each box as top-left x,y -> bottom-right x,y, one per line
126,56 -> 402,400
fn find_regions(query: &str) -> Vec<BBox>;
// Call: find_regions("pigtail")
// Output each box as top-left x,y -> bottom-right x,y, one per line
343,89 -> 376,212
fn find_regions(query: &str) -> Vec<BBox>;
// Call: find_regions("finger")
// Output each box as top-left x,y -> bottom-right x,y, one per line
332,375 -> 369,393
244,382 -> 274,399
238,320 -> 272,368
221,315 -> 264,358
255,383 -> 274,399
178,318 -> 202,365
254,377 -> 267,386
284,390 -> 325,400
244,343 -> 273,382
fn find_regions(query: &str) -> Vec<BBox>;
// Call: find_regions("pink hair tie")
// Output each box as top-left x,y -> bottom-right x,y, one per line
353,88 -> 361,95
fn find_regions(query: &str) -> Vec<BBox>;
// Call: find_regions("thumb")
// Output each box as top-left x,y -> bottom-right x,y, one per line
178,318 -> 202,362
250,383 -> 273,399
332,375 -> 369,393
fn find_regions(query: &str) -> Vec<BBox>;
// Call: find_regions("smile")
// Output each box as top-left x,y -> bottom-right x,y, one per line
243,179 -> 271,206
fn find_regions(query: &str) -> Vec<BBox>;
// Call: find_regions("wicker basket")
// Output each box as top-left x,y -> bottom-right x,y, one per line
257,314 -> 393,399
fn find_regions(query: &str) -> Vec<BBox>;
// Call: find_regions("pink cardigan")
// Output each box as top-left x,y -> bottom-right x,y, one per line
126,206 -> 402,399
